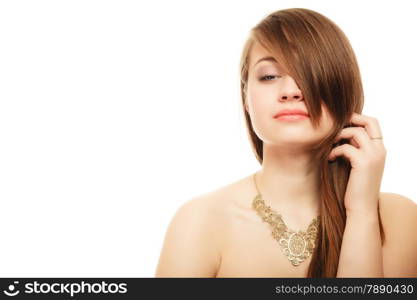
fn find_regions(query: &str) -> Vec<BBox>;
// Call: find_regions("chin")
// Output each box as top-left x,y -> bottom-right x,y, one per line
268,137 -> 316,146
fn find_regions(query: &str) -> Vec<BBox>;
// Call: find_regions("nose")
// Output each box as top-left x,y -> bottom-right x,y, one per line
278,77 -> 303,102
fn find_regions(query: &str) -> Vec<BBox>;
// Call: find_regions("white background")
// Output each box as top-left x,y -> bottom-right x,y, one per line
0,0 -> 415,277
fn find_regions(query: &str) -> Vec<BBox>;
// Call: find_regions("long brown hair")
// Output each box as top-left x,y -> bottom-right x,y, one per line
239,8 -> 385,277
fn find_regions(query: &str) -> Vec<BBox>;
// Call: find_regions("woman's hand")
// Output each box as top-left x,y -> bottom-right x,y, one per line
328,112 -> 387,216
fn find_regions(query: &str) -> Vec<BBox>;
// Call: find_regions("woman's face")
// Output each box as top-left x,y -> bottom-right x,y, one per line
245,41 -> 334,149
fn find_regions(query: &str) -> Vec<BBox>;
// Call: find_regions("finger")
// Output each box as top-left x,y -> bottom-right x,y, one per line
348,112 -> 383,140
334,127 -> 372,149
328,143 -> 361,161
334,136 -> 360,149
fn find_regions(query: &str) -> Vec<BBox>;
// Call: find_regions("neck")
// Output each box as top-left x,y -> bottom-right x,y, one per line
254,144 -> 321,215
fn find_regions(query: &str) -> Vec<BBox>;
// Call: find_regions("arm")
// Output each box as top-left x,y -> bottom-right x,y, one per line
336,208 -> 383,277
380,193 -> 417,277
336,193 -> 417,277
329,113 -> 417,277
155,196 -> 221,277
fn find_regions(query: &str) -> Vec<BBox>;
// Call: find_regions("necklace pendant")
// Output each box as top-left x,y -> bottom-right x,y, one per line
251,186 -> 320,267
253,200 -> 319,266
279,231 -> 315,266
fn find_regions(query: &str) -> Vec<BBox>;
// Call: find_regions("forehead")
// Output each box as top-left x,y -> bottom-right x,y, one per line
249,42 -> 273,66
251,41 -> 270,58
249,41 -> 288,72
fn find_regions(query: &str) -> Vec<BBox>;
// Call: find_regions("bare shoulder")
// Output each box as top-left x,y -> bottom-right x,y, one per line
379,192 -> 417,226
155,175 -> 251,277
379,192 -> 416,211
379,192 -> 417,277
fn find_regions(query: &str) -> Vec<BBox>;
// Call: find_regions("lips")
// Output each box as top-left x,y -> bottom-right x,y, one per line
274,109 -> 309,118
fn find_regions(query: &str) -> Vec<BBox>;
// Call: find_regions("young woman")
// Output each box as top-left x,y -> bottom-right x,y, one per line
155,8 -> 417,278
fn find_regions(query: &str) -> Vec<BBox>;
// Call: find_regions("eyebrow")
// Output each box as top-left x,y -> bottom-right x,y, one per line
253,56 -> 278,67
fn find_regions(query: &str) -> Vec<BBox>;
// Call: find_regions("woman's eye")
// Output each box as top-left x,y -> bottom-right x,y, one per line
259,75 -> 280,81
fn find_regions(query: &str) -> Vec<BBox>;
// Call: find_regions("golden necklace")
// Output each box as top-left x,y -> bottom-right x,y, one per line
252,172 -> 320,266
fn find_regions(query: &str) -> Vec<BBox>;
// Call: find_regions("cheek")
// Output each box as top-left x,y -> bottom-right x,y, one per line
247,86 -> 275,114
